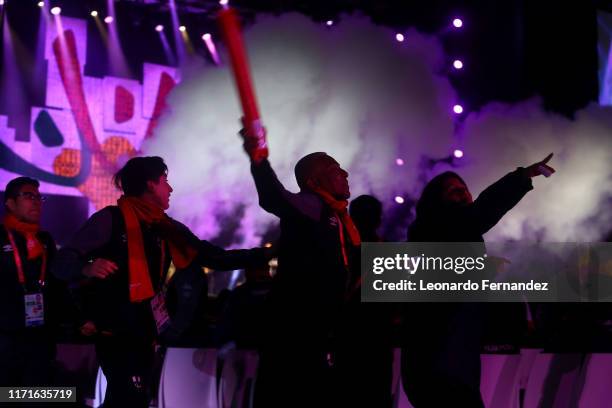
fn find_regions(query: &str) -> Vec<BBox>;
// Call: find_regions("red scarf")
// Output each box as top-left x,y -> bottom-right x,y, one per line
310,187 -> 361,247
118,196 -> 198,302
3,214 -> 43,260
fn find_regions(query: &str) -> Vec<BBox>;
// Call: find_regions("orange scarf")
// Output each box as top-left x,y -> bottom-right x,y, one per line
118,196 -> 198,302
310,187 -> 361,247
3,214 -> 43,260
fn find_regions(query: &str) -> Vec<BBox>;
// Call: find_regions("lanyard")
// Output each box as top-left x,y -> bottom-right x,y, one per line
159,240 -> 166,282
5,227 -> 47,288
335,214 -> 349,270
158,240 -> 170,295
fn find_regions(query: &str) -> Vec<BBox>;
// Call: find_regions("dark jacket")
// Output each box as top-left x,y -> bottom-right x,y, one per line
0,226 -> 62,334
52,206 -> 269,340
251,159 -> 357,346
403,169 -> 533,394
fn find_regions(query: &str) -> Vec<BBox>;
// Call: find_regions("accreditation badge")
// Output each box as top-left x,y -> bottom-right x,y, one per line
24,292 -> 45,327
151,291 -> 171,335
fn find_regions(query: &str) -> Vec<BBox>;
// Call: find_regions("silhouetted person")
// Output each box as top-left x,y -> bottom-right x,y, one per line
349,194 -> 383,242
53,156 -> 271,408
241,127 -> 361,407
335,194 -> 394,407
402,154 -> 555,408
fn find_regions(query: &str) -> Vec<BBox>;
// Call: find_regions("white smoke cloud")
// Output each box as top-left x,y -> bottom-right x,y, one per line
460,101 -> 612,241
143,13 -> 612,245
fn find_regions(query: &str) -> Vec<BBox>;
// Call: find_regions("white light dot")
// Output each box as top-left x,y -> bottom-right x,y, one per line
453,149 -> 464,158
326,20 -> 333,26
155,25 -> 164,32
202,33 -> 211,40
50,6 -> 61,15
38,1 -> 45,8
0,0 -> 5,6
179,25 -> 186,32
395,33 -> 404,42
453,18 -> 463,28
453,104 -> 464,114
395,158 -> 404,166
219,0 -> 229,5
453,59 -> 463,69
90,11 -> 98,17
395,196 -> 405,204
104,16 -> 114,24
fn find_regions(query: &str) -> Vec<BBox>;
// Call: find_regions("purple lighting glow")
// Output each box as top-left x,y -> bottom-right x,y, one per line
395,33 -> 405,42
453,18 -> 463,28
453,149 -> 464,158
219,0 -> 229,5
104,16 -> 114,24
453,104 -> 464,114
453,59 -> 463,69
395,196 -> 405,204
395,158 -> 404,166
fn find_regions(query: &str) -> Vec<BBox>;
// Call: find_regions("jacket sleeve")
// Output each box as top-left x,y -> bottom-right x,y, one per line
250,159 -> 322,221
172,219 -> 271,271
51,208 -> 114,282
197,241 -> 270,271
470,168 -> 534,235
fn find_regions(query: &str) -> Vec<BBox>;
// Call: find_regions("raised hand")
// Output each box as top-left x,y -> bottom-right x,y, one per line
525,153 -> 555,178
239,118 -> 269,164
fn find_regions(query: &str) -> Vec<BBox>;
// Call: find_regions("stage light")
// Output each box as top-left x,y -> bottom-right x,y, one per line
219,0 -> 229,5
395,196 -> 405,204
453,104 -> 464,114
91,10 -> 98,17
453,149 -> 464,158
453,18 -> 463,28
0,0 -> 5,6
155,25 -> 164,32
202,33 -> 220,65
453,59 -> 463,69
38,1 -> 44,8
50,6 -> 61,15
104,16 -> 114,24
326,20 -> 333,26
396,158 -> 404,166
179,25 -> 186,32
395,33 -> 405,42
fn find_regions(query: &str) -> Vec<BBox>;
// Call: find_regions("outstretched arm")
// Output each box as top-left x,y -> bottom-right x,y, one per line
172,219 -> 273,271
471,153 -> 555,234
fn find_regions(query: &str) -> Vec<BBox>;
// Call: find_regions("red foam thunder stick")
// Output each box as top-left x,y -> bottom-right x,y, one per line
217,6 -> 268,163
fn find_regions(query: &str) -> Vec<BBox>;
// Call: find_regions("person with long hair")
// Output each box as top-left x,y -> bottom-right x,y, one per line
402,154 -> 555,407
